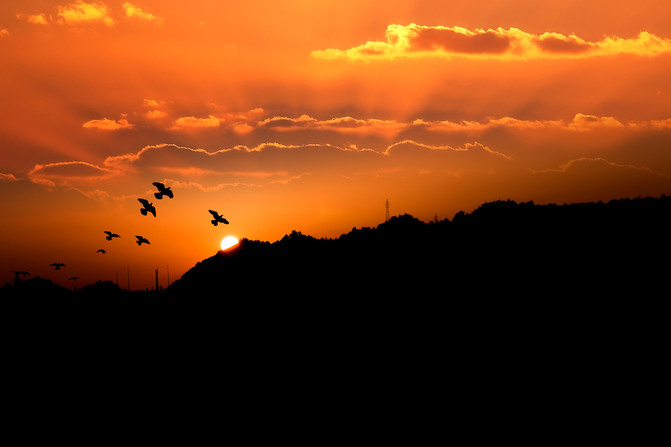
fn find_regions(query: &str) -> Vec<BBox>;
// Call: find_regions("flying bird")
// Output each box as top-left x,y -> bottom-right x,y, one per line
68,277 -> 79,282
96,249 -> 106,254
135,235 -> 150,246
153,182 -> 174,199
138,198 -> 156,217
11,270 -> 31,278
209,210 -> 229,226
104,231 -> 120,241
50,262 -> 66,270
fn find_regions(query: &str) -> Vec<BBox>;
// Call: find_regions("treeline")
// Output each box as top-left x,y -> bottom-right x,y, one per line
4,194 -> 670,297
0,277 -> 147,298
169,195 -> 671,297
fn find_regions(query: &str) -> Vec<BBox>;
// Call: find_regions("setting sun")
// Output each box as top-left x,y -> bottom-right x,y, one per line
221,236 -> 239,251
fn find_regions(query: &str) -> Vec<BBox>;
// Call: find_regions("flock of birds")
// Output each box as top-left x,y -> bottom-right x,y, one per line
10,182 -> 230,285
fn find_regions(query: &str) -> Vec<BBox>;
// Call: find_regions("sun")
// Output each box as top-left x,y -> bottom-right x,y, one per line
221,236 -> 239,251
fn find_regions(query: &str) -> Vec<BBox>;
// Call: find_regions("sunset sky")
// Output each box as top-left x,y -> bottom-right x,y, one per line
2,0 -> 671,290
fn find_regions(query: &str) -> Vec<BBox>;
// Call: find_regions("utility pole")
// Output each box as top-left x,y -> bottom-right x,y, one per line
155,268 -> 159,291
167,265 -> 170,286
385,199 -> 390,222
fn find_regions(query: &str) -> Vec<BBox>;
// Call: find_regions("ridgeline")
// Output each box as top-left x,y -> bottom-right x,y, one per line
4,195 -> 671,298
168,194 -> 671,297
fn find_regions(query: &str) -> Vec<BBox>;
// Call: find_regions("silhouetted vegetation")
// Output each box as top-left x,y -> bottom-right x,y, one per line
4,194 -> 671,298
168,194 -> 671,297
1,276 -> 72,297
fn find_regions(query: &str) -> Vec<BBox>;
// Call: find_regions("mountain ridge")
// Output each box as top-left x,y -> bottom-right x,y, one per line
4,194 -> 670,297
167,194 -> 671,297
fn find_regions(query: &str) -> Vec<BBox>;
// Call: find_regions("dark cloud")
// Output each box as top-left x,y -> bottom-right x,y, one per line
535,34 -> 592,53
410,27 -> 510,54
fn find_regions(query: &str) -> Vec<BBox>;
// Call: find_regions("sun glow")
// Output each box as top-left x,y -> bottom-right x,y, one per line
221,236 -> 239,251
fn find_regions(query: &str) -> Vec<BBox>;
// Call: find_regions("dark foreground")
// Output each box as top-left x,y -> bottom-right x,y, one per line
2,196 -> 667,444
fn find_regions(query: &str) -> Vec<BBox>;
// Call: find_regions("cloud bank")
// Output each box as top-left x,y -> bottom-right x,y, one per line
312,24 -> 671,61
21,137 -> 670,209
81,102 -> 671,136
15,1 -> 163,27
57,1 -> 115,27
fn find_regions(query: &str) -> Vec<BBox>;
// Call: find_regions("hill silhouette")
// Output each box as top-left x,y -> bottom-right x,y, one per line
3,194 -> 670,298
167,194 -> 671,297
4,197 -> 666,424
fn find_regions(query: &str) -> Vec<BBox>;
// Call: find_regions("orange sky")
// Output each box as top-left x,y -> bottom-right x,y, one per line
2,0 -> 671,290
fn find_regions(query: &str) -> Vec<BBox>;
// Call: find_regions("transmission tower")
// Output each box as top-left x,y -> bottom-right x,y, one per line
385,199 -> 390,222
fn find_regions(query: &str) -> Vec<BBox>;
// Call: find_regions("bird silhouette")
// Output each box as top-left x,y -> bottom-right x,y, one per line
153,182 -> 174,199
209,210 -> 229,226
68,276 -> 79,282
11,270 -> 31,278
97,249 -> 106,254
50,262 -> 66,270
138,198 -> 156,217
104,230 -> 120,241
135,235 -> 150,246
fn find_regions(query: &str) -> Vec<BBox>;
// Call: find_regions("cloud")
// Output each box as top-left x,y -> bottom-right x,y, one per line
122,2 -> 164,25
171,115 -> 224,130
257,114 -> 408,136
413,117 -> 561,133
131,105 -> 266,132
312,24 -> 671,61
16,2 -> 164,28
0,28 -> 9,38
57,1 -> 115,27
82,117 -> 134,130
567,113 -> 625,131
414,114 -> 635,133
0,173 -> 19,182
530,157 -> 657,175
99,140 -> 513,192
383,140 -> 512,160
321,116 -> 407,135
232,123 -> 255,134
646,119 -> 671,130
145,109 -> 168,119
16,13 -> 49,25
534,32 -> 592,54
80,100 -> 671,139
22,138 -> 671,220
28,161 -> 117,187
410,26 -> 511,54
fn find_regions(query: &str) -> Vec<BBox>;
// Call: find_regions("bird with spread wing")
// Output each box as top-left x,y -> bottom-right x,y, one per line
153,182 -> 174,200
135,236 -> 150,246
209,210 -> 229,226
138,198 -> 156,217
104,230 -> 120,241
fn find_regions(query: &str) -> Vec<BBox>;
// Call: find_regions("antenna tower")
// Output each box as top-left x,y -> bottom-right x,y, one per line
385,199 -> 390,222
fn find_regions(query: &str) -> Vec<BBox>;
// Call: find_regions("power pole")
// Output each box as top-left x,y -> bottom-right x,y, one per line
385,199 -> 390,222
155,268 -> 159,291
